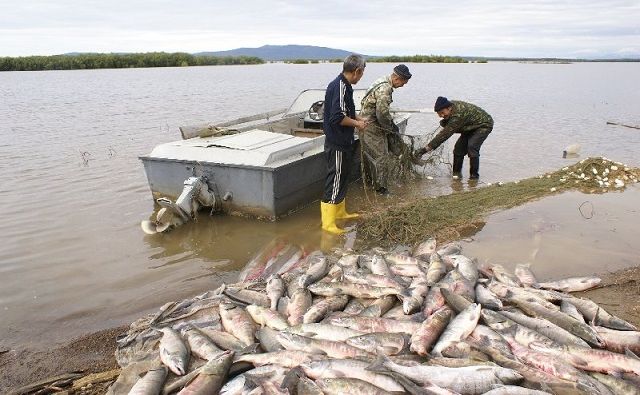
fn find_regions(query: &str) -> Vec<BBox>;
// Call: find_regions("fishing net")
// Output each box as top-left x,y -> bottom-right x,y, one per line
357,157 -> 640,249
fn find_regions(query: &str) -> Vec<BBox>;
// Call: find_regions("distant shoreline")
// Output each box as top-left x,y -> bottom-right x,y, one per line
1,52 -> 638,72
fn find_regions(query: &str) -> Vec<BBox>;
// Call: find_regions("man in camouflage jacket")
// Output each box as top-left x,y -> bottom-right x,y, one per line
415,96 -> 493,179
359,64 -> 412,194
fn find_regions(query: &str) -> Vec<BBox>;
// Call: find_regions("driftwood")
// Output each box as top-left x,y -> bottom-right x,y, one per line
607,121 -> 640,130
71,369 -> 121,390
179,108 -> 287,139
8,372 -> 84,395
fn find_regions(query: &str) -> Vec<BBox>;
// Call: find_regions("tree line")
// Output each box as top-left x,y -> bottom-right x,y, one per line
0,52 -> 264,71
369,55 -> 468,63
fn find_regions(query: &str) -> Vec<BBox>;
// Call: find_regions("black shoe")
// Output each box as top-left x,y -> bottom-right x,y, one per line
469,174 -> 479,180
452,172 -> 462,180
375,187 -> 389,195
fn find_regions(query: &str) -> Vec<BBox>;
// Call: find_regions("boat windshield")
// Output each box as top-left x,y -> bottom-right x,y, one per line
284,89 -> 367,117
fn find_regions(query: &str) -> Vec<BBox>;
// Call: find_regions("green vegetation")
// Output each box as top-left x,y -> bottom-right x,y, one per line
0,52 -> 264,72
358,158 -> 639,249
285,59 -> 312,64
369,55 -> 468,63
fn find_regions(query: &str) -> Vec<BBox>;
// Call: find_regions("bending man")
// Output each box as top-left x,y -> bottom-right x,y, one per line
415,96 -> 493,179
321,54 -> 368,234
360,64 -> 412,194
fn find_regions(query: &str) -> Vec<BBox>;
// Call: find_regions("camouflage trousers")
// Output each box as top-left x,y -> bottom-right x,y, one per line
361,124 -> 398,190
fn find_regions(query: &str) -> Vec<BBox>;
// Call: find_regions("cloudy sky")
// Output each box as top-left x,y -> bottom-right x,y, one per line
1,0 -> 638,58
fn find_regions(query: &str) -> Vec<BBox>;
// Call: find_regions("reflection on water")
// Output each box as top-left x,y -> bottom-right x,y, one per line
0,62 -> 639,348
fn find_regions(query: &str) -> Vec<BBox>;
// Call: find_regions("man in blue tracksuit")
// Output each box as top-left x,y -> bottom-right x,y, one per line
321,54 -> 368,234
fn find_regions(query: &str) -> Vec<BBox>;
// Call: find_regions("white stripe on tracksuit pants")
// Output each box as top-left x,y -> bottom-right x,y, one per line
323,143 -> 354,204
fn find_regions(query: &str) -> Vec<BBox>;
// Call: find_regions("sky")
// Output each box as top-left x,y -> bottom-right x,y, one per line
1,0 -> 639,58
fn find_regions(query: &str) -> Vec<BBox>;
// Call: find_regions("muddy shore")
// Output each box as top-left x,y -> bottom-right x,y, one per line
2,266 -> 639,394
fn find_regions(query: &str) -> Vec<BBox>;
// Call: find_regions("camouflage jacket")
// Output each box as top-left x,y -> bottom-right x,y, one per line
428,100 -> 494,149
360,76 -> 397,134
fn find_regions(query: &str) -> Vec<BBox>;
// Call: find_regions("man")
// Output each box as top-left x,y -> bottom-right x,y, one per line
360,64 -> 412,194
415,96 -> 493,179
321,54 -> 368,234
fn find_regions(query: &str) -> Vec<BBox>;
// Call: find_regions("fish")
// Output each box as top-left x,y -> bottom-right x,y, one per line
561,295 -> 637,331
255,326 -> 284,352
367,354 -> 523,394
475,284 -> 503,310
413,237 -> 437,260
199,328 -> 247,351
298,254 -> 329,287
370,254 -> 394,276
593,326 -> 640,355
425,252 -> 447,285
157,327 -> 190,376
219,302 -> 256,347
445,254 -> 478,284
265,274 -> 284,310
410,306 -> 453,356
276,332 -> 372,359
234,350 -> 324,368
514,263 -> 538,287
287,288 -> 313,326
177,350 -> 234,395
510,298 -> 603,347
358,295 -> 397,317
181,326 -> 223,360
328,315 -> 421,334
497,310 -> 590,348
560,300 -> 585,322
301,358 -> 405,392
436,242 -> 463,257
308,281 -> 401,299
432,303 -> 481,356
303,295 -> 349,323
285,323 -> 364,341
490,264 -> 521,287
127,366 -> 167,395
245,304 -> 289,330
315,377 -> 393,395
538,276 -> 601,292
346,332 -> 408,355
530,341 -> 640,377
224,288 -> 270,308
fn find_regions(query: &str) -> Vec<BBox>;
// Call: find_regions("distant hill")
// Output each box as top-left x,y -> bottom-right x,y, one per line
196,45 -> 357,61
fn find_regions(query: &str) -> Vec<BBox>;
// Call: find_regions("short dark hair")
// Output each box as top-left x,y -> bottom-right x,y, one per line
343,54 -> 366,72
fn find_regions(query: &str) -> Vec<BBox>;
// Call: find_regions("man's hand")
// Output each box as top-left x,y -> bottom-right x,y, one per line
355,119 -> 368,130
413,146 -> 432,158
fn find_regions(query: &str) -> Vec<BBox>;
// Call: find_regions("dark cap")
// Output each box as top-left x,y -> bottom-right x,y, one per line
434,96 -> 453,112
393,64 -> 412,80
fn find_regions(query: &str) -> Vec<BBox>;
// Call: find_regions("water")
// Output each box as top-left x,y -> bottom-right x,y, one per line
1,62 -> 639,349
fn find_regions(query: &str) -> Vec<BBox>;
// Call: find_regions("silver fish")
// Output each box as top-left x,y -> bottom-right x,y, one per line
413,237 -> 437,259
177,350 -> 234,395
432,303 -> 481,356
127,366 -> 167,395
158,327 -> 189,376
538,276 -> 601,292
265,274 -> 284,310
514,263 -> 538,287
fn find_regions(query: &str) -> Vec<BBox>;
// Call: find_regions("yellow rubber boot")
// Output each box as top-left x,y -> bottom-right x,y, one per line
320,202 -> 346,235
336,200 -> 359,219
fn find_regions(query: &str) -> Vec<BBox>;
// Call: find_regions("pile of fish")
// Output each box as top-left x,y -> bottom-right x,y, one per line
109,238 -> 640,394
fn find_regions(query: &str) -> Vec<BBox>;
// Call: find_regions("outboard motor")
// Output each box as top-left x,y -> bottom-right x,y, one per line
141,177 -> 220,234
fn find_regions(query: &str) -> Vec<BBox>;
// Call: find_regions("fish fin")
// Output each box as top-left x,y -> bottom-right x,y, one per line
366,354 -> 391,372
625,348 -> 640,361
592,306 -> 601,326
299,332 -> 318,338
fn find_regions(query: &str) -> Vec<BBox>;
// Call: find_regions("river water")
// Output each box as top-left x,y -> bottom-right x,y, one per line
1,62 -> 639,349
